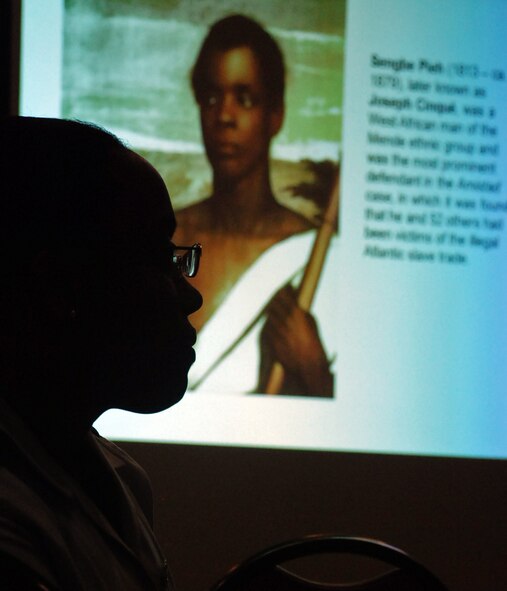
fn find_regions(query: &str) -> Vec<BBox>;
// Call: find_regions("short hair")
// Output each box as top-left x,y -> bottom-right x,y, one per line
0,117 -> 129,275
191,14 -> 285,109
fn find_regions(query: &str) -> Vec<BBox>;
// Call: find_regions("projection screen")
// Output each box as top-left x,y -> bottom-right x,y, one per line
19,0 -> 507,459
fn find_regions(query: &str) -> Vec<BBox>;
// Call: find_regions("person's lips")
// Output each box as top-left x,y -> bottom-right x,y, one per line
180,328 -> 197,367
184,324 -> 197,347
213,142 -> 240,157
187,338 -> 197,366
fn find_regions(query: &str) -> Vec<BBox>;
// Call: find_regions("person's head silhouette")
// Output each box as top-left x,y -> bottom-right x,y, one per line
0,116 -> 202,434
1,115 -> 202,589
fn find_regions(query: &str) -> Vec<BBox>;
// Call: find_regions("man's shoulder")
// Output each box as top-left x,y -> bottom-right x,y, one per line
175,198 -> 215,230
92,432 -> 154,523
271,204 -> 318,239
174,196 -> 318,239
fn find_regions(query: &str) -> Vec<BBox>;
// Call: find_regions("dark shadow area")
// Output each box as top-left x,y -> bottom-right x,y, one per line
119,441 -> 507,591
0,0 -> 20,117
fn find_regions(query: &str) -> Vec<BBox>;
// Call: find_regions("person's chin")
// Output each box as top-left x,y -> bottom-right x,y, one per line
210,154 -> 244,180
148,360 -> 193,412
130,379 -> 188,414
120,355 -> 194,414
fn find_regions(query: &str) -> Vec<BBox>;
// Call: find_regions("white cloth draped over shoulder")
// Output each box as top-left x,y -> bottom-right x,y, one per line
188,230 -> 334,394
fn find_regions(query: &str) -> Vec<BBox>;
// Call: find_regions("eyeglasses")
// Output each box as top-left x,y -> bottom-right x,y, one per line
172,243 -> 202,278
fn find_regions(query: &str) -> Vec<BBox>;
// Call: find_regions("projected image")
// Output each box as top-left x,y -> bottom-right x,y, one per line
22,0 -> 507,457
62,0 -> 345,398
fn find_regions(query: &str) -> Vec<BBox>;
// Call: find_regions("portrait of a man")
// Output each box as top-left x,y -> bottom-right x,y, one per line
61,0 -> 345,397
174,15 -> 336,397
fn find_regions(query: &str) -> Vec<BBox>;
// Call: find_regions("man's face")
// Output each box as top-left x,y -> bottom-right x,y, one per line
78,151 -> 202,414
198,46 -> 283,185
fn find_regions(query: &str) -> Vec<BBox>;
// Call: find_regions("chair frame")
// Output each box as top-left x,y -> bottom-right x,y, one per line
211,534 -> 448,591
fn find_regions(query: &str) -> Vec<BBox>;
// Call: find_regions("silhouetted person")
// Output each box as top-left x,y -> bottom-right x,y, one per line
174,15 -> 333,396
0,117 -> 202,590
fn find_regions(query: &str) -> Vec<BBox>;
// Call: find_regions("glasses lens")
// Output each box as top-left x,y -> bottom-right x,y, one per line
186,246 -> 200,277
174,244 -> 200,278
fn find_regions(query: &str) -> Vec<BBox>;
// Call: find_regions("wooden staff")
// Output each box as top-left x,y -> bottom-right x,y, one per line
264,171 -> 340,394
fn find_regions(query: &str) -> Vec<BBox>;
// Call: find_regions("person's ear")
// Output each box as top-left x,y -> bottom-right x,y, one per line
269,102 -> 285,138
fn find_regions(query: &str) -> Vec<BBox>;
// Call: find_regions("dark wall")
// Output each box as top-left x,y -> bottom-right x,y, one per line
0,0 -> 20,117
119,441 -> 507,591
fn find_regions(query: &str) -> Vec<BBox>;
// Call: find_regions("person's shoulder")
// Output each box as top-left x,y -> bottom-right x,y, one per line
288,208 -> 318,231
92,432 -> 154,522
175,198 -> 216,231
92,431 -> 149,486
273,204 -> 318,239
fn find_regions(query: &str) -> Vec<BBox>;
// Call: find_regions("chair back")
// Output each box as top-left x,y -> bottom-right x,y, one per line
210,535 -> 448,591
